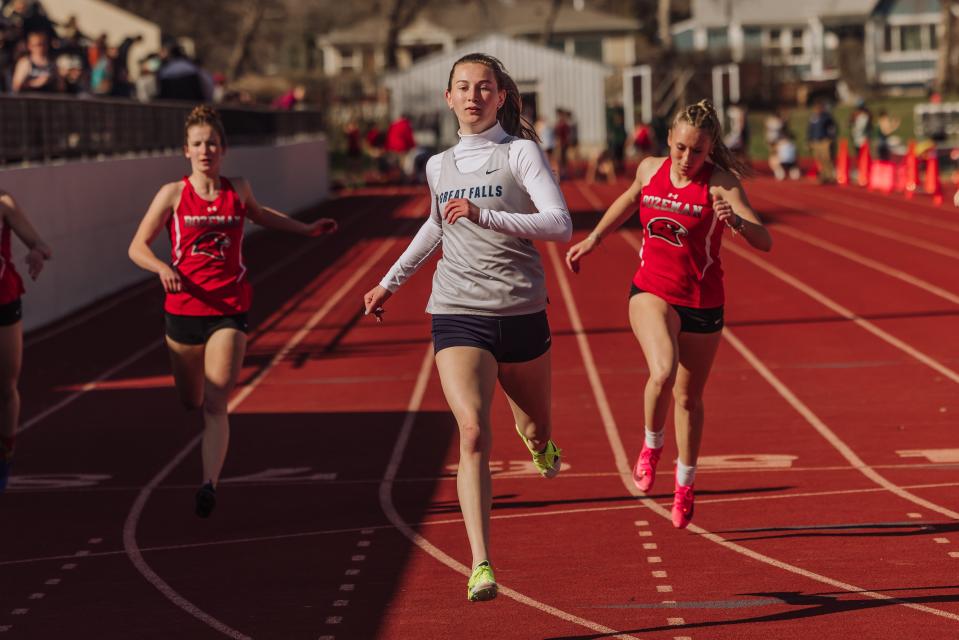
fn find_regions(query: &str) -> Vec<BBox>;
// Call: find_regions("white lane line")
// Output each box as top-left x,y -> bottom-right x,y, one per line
773,188 -> 959,234
908,513 -> 923,519
722,240 -> 959,385
934,538 -> 950,544
378,346 -> 640,640
44,579 -> 59,585
721,327 -> 959,522
122,233 -> 403,639
9,478 -> 958,570
949,552 -> 959,558
652,571 -> 668,578
772,225 -> 959,304
657,585 -> 673,593
546,242 -> 959,623
643,543 -> 658,550
647,557 -> 662,564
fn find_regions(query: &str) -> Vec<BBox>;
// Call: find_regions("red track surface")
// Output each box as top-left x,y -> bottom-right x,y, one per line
2,178 -> 958,639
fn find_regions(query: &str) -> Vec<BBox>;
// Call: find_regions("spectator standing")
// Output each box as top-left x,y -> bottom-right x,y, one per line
385,113 -> 416,180
272,84 -> 305,111
11,30 -> 62,93
849,99 -> 873,151
876,109 -> 900,161
807,101 -> 837,184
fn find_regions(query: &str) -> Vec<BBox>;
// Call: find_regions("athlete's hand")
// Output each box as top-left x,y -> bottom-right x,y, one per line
25,243 -> 51,280
565,234 -> 600,274
443,198 -> 479,225
363,285 -> 392,322
307,218 -> 338,236
714,195 -> 742,233
158,264 -> 182,293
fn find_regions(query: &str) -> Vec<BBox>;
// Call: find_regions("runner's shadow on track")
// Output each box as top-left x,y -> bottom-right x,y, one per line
549,587 -> 959,639
717,520 -> 959,542
424,486 -> 793,515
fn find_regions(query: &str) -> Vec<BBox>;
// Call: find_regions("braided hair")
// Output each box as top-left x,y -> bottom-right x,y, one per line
447,53 -> 539,142
672,99 -> 751,178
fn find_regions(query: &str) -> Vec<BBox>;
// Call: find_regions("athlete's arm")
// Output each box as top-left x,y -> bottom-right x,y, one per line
464,140 -> 571,242
565,156 -> 661,273
128,182 -> 182,292
363,155 -> 445,320
236,178 -> 337,237
0,191 -> 52,281
710,171 -> 772,252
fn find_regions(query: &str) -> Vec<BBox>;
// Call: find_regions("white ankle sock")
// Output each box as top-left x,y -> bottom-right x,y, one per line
676,461 -> 696,487
644,427 -> 664,449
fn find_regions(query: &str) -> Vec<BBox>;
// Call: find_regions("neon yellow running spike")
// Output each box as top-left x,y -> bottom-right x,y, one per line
515,425 -> 562,478
467,561 -> 497,602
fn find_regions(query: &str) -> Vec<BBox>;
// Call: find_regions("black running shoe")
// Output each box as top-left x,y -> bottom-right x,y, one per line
195,482 -> 217,518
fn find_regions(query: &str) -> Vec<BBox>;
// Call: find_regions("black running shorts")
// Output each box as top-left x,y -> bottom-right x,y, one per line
629,284 -> 724,334
164,312 -> 249,345
0,298 -> 22,327
431,310 -> 551,363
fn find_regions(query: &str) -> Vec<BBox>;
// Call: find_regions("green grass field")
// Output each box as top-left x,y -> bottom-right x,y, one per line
747,97 -> 922,160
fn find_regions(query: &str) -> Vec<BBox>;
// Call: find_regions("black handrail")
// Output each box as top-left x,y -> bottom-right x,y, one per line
0,95 -> 325,165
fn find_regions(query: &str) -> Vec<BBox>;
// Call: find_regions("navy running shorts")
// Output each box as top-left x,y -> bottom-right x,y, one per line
431,310 -> 551,363
0,298 -> 22,327
164,312 -> 249,345
629,284 -> 723,334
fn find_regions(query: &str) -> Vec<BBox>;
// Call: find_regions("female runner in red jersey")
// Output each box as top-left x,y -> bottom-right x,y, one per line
566,100 -> 772,528
128,106 -> 336,517
0,191 -> 52,493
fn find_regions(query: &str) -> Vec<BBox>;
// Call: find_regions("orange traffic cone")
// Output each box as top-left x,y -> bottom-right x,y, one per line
924,147 -> 943,205
836,139 -> 849,185
904,140 -> 918,198
857,142 -> 871,187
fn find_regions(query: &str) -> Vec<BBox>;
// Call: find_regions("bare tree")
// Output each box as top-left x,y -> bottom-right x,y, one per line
385,0 -> 428,70
226,0 -> 268,80
540,0 -> 563,46
936,0 -> 957,95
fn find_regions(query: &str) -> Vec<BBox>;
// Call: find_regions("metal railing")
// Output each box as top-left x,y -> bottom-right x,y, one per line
0,95 -> 325,165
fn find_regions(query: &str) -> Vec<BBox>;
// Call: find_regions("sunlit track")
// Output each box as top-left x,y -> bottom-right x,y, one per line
751,191 -> 959,261
717,239 -> 959,384
752,180 -> 959,233
753,224 -> 959,305
545,241 -> 959,624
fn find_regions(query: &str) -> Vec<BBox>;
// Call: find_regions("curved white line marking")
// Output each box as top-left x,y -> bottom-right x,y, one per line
546,242 -> 959,623
123,234 -> 401,637
379,346 -> 640,639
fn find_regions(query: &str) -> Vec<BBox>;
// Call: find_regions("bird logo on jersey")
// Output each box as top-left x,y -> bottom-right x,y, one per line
191,232 -> 232,260
647,217 -> 688,247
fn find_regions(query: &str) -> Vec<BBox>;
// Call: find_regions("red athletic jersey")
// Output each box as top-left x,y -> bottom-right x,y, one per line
164,177 -> 251,315
632,158 -> 725,308
0,220 -> 24,305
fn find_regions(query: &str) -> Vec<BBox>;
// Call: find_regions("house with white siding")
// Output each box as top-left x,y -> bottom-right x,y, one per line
383,33 -> 611,149
318,1 -> 639,77
671,0 -> 943,88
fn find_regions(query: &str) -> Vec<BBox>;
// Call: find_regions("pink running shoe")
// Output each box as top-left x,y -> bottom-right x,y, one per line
672,483 -> 695,529
631,444 -> 663,492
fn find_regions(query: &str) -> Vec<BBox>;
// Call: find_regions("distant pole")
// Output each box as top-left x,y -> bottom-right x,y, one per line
658,0 -> 671,49
936,0 -> 957,95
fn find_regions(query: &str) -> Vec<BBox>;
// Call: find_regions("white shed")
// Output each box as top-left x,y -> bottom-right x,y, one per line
383,33 -> 611,150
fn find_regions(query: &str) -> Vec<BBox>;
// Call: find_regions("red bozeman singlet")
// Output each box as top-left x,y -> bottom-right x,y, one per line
164,176 -> 251,316
633,158 -> 725,308
0,220 -> 25,305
